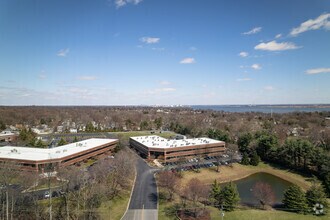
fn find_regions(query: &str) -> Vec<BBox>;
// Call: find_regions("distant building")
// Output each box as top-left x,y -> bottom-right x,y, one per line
0,138 -> 118,172
57,126 -> 64,133
130,135 -> 225,162
0,130 -> 18,142
69,128 -> 78,133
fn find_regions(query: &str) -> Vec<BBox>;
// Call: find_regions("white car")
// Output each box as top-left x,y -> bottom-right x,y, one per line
44,191 -> 50,199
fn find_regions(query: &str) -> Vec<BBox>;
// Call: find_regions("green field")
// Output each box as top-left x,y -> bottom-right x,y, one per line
98,190 -> 132,220
209,207 -> 330,220
158,202 -> 330,220
98,173 -> 135,220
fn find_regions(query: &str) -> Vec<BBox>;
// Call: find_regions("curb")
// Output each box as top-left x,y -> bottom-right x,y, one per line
120,166 -> 137,220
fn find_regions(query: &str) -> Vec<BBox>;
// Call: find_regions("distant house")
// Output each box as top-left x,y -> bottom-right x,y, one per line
0,130 -> 18,142
57,126 -> 64,133
69,128 -> 78,133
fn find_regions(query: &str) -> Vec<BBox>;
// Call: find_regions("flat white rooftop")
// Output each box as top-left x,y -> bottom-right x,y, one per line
0,131 -> 17,136
131,135 -> 224,149
0,138 -> 117,162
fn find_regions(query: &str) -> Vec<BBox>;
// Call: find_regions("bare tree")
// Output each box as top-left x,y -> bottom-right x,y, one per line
19,171 -> 43,220
158,171 -> 181,201
252,182 -> 275,209
0,161 -> 18,220
183,178 -> 209,205
57,165 -> 87,220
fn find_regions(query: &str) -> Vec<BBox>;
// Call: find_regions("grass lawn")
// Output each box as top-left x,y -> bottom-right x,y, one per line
209,207 -> 330,220
180,162 -> 313,190
98,171 -> 135,220
159,200 -> 330,220
98,190 -> 131,220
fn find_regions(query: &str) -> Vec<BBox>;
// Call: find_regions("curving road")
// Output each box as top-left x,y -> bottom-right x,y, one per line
121,154 -> 158,220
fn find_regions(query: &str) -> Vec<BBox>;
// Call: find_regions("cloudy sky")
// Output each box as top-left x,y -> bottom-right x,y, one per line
0,0 -> 330,105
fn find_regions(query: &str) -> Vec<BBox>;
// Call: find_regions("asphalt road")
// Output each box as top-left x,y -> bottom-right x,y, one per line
122,154 -> 158,220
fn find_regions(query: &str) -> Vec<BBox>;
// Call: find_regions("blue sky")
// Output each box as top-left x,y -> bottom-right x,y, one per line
0,0 -> 330,105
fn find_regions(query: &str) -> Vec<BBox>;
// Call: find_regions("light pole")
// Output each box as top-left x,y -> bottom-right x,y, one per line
48,153 -> 52,220
220,205 -> 225,220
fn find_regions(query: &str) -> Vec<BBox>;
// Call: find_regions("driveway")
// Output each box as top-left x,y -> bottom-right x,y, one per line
122,154 -> 158,220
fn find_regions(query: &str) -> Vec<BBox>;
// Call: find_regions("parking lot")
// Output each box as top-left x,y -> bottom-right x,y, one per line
163,154 -> 242,172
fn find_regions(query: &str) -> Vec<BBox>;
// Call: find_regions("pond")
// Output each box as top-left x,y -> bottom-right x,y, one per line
228,172 -> 293,206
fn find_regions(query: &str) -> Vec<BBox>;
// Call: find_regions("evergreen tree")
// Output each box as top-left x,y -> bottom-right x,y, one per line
241,153 -> 250,165
256,134 -> 278,160
140,120 -> 149,130
0,121 -> 6,131
154,117 -> 163,130
86,122 -> 94,132
237,133 -> 253,153
306,185 -> 328,212
322,173 -> 330,198
28,137 -> 37,147
207,129 -> 230,143
283,185 -> 307,213
220,182 -> 240,211
210,179 -> 221,207
73,136 -> 78,142
35,139 -> 45,148
58,138 -> 67,146
250,151 -> 260,166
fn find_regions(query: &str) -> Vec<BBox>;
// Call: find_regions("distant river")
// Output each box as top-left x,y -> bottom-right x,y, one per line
191,105 -> 330,113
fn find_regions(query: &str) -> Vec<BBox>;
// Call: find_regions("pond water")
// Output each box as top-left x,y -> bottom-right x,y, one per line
228,172 -> 293,206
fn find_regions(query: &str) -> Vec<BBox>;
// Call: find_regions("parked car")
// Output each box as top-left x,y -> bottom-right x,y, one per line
44,191 -> 50,199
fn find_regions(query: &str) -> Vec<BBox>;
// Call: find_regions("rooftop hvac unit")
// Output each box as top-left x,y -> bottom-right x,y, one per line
11,149 -> 18,153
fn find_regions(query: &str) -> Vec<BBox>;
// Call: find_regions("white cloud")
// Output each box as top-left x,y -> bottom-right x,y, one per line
305,68 -> 330,75
115,0 -> 143,8
77,76 -> 97,81
140,37 -> 160,44
255,40 -> 300,51
290,13 -> 330,36
189,46 -> 197,51
152,47 -> 165,51
144,87 -> 176,95
264,86 -> 275,91
180,57 -> 195,64
38,70 -> 46,79
159,80 -> 171,85
237,78 -> 252,81
242,27 -> 262,35
239,51 -> 249,57
251,64 -> 261,70
161,87 -> 176,92
275,34 -> 282,39
39,74 -> 46,79
57,48 -> 69,57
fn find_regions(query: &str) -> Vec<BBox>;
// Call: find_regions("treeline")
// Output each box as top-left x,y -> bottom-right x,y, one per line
0,150 -> 135,219
237,131 -> 330,197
